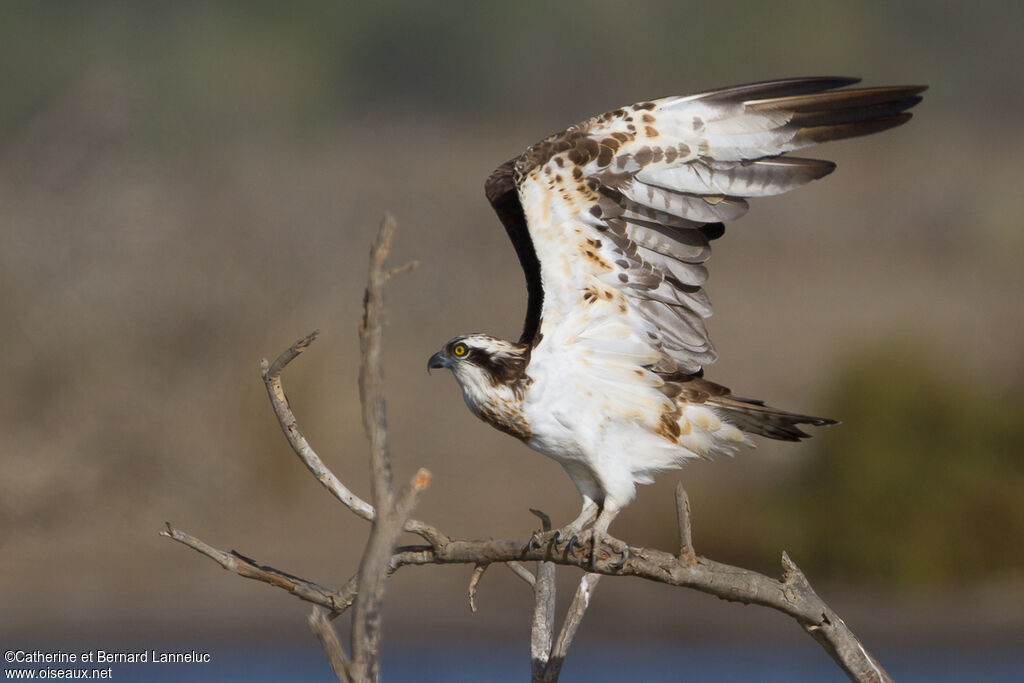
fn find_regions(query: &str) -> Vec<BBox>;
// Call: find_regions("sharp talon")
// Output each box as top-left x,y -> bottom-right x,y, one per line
551,530 -> 562,546
609,546 -> 629,570
585,530 -> 629,570
566,534 -> 579,555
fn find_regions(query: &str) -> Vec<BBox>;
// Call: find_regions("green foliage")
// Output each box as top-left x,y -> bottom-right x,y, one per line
770,344 -> 1024,588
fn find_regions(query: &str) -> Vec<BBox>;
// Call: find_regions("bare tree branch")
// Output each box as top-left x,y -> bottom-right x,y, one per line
386,260 -> 419,281
166,215 -> 892,683
530,560 -> 557,682
360,212 -> 397,508
542,573 -> 602,682
167,511 -> 891,683
348,214 -> 434,683
675,481 -> 696,566
528,509 -> 556,682
505,561 -> 536,588
161,523 -> 356,613
388,536 -> 889,682
468,564 -> 488,613
781,553 -> 892,683
350,469 -> 431,681
258,264 -> 446,551
260,331 -> 376,524
309,607 -> 353,683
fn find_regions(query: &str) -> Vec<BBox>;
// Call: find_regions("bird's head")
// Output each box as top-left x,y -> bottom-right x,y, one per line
428,334 -> 529,390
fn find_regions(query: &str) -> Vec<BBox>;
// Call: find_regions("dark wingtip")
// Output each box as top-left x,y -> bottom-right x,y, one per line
813,76 -> 862,89
696,76 -> 863,103
793,112 -> 914,146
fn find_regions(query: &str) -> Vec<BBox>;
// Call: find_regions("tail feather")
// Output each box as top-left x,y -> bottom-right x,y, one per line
708,395 -> 838,442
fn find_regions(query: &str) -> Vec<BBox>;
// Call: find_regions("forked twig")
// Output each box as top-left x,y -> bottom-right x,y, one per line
541,573 -> 602,682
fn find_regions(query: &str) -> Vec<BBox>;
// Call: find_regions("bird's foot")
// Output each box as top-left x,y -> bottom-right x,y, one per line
525,529 -> 548,554
589,529 -> 630,571
556,529 -> 584,556
523,526 -> 586,558
524,528 -> 563,556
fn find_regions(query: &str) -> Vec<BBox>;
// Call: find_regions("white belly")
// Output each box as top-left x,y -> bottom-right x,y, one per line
521,353 -> 687,506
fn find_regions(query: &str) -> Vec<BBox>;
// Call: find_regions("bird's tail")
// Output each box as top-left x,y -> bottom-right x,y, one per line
708,395 -> 838,442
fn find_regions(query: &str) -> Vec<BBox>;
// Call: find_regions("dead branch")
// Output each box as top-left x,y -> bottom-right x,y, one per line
542,573 -> 601,683
347,214 -> 432,682
160,523 -> 357,614
310,607 -> 353,683
468,564 -> 488,613
164,215 -> 892,683
529,510 -> 555,681
260,330 -> 376,523
259,309 -> 446,548
675,482 -> 696,566
530,559 -> 557,681
505,561 -> 536,587
359,213 -> 398,508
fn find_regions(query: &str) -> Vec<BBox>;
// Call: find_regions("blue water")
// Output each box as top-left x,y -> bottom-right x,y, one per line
6,644 -> 1021,681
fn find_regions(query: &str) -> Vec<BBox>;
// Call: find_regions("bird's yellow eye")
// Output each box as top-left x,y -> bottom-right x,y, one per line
452,343 -> 468,358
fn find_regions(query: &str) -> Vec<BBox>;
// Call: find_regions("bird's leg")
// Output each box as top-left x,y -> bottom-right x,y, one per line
526,498 -> 599,556
551,498 -> 599,554
590,506 -> 628,570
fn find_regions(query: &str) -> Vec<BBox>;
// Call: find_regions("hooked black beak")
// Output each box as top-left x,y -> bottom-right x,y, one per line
427,351 -> 448,374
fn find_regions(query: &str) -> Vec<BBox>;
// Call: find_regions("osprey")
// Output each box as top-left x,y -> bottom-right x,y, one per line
429,77 -> 924,562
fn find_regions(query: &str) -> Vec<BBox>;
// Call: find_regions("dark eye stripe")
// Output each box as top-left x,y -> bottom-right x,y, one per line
463,346 -> 528,386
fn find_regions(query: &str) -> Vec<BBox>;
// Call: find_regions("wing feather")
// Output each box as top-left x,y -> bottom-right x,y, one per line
637,157 -> 837,198
486,77 -> 925,375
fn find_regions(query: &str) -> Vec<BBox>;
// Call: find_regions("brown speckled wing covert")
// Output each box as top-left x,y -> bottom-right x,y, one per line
485,77 -> 925,375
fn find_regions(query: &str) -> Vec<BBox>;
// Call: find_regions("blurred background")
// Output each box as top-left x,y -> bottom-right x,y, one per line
2,1 -> 1022,680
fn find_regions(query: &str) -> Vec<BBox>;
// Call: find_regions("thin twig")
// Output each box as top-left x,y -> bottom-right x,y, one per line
261,333 -> 375,523
468,564 -> 488,613
349,215 -> 430,682
543,573 -> 602,682
529,508 -> 552,532
161,524 -> 357,613
506,561 -> 536,587
675,482 -> 696,565
386,260 -> 419,280
259,306 -> 447,548
263,328 -> 319,381
360,212 -> 397,508
309,607 -> 353,683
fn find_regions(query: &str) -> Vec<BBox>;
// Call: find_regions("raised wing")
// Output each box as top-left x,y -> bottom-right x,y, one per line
485,77 -> 925,374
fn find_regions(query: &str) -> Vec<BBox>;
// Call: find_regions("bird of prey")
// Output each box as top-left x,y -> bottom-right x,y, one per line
428,77 -> 924,563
